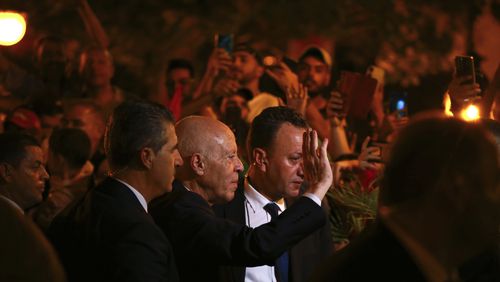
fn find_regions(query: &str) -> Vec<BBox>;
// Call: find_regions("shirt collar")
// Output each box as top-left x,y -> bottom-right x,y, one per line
244,177 -> 286,213
113,178 -> 148,212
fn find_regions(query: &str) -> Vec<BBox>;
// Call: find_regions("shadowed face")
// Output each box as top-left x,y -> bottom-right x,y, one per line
150,123 -> 183,195
264,123 -> 306,199
298,56 -> 330,94
201,129 -> 243,205
7,146 -> 49,209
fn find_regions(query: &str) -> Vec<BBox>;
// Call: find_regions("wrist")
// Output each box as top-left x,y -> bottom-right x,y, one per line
329,117 -> 345,127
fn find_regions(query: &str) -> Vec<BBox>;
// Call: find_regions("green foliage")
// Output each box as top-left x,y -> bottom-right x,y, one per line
326,170 -> 379,242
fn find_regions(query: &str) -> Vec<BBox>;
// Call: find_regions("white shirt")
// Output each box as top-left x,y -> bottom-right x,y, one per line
244,180 -> 283,282
114,178 -> 148,212
243,178 -> 322,282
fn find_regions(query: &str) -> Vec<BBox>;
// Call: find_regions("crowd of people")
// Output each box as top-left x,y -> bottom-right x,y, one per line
1,1 -> 500,281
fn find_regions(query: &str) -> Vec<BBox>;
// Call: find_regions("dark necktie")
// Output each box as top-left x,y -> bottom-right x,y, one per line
264,202 -> 289,282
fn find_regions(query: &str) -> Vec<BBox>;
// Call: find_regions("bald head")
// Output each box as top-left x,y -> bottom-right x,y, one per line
176,116 -> 234,158
175,116 -> 244,204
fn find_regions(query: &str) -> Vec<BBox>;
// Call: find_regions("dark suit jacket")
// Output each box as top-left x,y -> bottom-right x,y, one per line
310,220 -> 426,282
149,180 -> 326,282
48,177 -> 178,282
213,185 -> 333,282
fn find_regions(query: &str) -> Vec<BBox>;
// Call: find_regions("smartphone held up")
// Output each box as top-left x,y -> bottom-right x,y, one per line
454,55 -> 476,85
214,33 -> 234,54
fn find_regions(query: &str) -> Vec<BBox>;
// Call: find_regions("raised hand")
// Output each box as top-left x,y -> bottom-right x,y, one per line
326,91 -> 345,120
207,48 -> 233,77
448,75 -> 481,110
303,129 -> 333,200
212,78 -> 240,97
358,137 -> 381,170
265,62 -> 300,94
286,84 -> 308,116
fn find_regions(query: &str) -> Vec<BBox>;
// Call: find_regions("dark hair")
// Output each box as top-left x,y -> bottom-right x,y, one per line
49,128 -> 91,170
233,42 -> 263,65
380,116 -> 499,206
105,100 -> 174,170
247,106 -> 307,158
167,59 -> 195,78
0,133 -> 40,168
32,98 -> 64,117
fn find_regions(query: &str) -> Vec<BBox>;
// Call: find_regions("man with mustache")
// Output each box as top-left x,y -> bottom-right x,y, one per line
150,113 -> 333,281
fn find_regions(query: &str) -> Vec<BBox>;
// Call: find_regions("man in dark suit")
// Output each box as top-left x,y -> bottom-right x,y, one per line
150,112 -> 333,282
49,100 -> 183,282
312,115 -> 500,282
214,106 -> 333,282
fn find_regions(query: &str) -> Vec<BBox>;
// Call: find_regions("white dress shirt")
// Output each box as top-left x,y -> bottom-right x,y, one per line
243,179 -> 285,282
114,178 -> 148,212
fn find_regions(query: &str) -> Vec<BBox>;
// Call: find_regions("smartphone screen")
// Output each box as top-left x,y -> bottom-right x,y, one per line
215,34 -> 234,53
388,91 -> 408,118
455,56 -> 476,85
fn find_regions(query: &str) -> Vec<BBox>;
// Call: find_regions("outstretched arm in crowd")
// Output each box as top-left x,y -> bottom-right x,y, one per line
191,48 -> 232,100
180,48 -> 234,117
77,0 -> 110,48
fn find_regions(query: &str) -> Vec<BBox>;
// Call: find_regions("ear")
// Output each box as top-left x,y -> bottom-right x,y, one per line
252,148 -> 268,172
140,147 -> 155,169
190,153 -> 205,176
0,163 -> 13,183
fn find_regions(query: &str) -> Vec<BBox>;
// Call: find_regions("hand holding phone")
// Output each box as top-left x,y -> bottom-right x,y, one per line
337,71 -> 377,120
214,34 -> 234,54
326,91 -> 344,119
455,56 -> 476,85
448,57 -> 481,106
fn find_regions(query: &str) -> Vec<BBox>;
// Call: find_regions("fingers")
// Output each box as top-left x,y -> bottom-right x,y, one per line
311,129 -> 319,157
265,69 -> 280,83
320,137 -> 329,161
361,136 -> 371,151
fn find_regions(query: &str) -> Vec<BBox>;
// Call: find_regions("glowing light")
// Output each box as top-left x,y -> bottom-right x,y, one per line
444,93 -> 453,116
263,55 -> 278,67
460,104 -> 480,121
0,11 -> 26,46
396,100 -> 405,111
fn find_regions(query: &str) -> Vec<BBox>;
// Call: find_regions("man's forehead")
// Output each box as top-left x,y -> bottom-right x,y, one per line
301,56 -> 328,67
23,146 -> 43,160
234,51 -> 256,60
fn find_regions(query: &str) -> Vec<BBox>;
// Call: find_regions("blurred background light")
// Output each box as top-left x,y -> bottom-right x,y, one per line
0,11 -> 26,46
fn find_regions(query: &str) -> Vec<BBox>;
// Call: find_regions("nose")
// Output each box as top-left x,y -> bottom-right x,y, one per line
235,157 -> 244,173
41,165 -> 50,181
297,162 -> 304,178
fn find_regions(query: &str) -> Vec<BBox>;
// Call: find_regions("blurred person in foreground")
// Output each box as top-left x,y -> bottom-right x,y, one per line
312,114 -> 500,282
